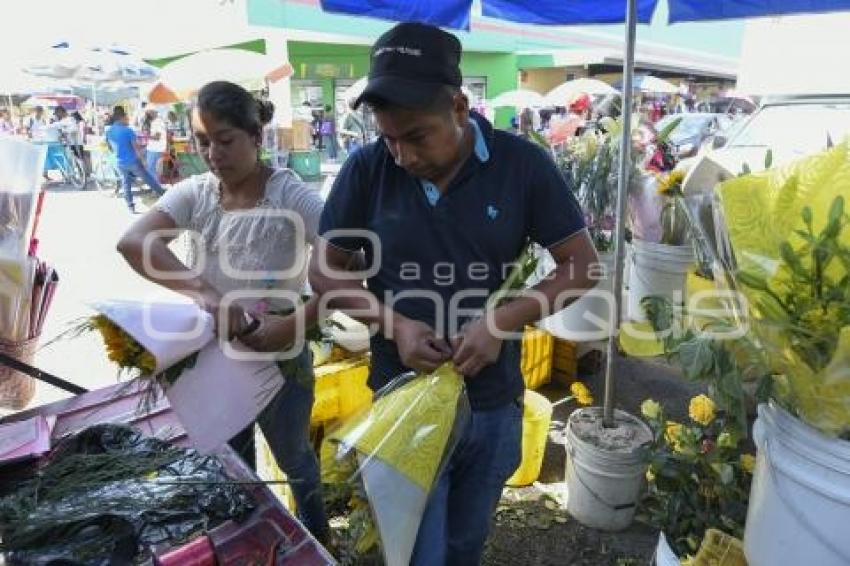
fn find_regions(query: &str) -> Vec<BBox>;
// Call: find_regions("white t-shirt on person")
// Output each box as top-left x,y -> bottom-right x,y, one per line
147,117 -> 167,153
152,168 -> 324,313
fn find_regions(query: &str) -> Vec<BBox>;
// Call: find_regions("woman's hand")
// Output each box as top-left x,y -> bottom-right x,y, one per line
239,314 -> 297,352
194,287 -> 248,341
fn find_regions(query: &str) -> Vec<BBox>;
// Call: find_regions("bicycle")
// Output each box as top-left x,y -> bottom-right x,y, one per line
41,139 -> 87,190
87,142 -> 122,195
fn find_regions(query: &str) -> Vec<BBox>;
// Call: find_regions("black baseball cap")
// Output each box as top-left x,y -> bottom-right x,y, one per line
353,22 -> 463,110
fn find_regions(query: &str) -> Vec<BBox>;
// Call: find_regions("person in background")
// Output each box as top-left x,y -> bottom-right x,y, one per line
71,111 -> 90,172
339,105 -> 366,156
26,106 -> 47,140
145,108 -> 168,181
165,110 -> 183,137
518,106 -> 534,138
133,101 -> 148,131
53,107 -> 82,157
105,106 -> 166,213
320,104 -> 338,161
311,106 -> 322,150
0,109 -> 14,136
117,80 -> 328,542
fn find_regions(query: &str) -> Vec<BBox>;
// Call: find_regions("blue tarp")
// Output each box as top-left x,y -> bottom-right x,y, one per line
320,0 -> 850,28
319,0 -> 473,30
669,0 -> 850,22
483,0 -> 656,25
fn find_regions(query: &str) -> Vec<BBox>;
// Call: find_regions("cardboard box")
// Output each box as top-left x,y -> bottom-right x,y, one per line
292,120 -> 313,151
276,127 -> 294,151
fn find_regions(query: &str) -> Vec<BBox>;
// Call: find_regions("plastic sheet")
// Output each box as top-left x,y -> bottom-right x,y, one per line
698,140 -> 850,437
323,363 -> 470,566
0,138 -> 46,342
0,424 -> 255,565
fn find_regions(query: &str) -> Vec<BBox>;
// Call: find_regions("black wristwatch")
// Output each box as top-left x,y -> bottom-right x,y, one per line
238,314 -> 261,338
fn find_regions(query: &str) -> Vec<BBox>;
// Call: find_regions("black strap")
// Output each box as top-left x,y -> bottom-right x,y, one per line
0,351 -> 88,395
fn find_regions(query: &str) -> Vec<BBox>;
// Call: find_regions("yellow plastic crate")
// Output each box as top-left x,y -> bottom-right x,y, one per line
692,529 -> 747,566
256,430 -> 297,511
311,356 -> 372,425
551,337 -> 577,384
521,327 -> 554,389
506,389 -> 553,486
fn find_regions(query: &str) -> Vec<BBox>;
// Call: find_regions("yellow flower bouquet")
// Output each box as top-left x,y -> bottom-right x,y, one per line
716,141 -> 850,437
68,300 -> 286,453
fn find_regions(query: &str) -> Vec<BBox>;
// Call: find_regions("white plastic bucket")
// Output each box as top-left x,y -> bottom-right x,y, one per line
565,407 -> 652,531
744,402 -> 850,566
627,239 -> 694,321
538,253 -> 615,342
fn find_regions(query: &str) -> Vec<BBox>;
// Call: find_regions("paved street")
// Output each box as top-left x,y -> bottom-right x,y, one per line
30,185 -> 182,407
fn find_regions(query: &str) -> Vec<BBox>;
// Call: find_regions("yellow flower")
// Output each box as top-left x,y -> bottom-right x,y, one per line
646,468 -> 655,482
570,382 -> 594,406
688,394 -> 716,426
640,399 -> 661,420
92,315 -> 154,372
656,169 -> 685,196
664,421 -> 685,452
741,454 -> 756,474
138,351 -> 157,375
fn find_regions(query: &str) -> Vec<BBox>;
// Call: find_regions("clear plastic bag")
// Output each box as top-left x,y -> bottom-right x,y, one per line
323,363 -> 470,566
687,141 -> 850,437
0,137 -> 46,341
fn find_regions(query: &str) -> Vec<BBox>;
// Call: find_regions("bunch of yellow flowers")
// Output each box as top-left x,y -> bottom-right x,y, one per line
91,314 -> 156,375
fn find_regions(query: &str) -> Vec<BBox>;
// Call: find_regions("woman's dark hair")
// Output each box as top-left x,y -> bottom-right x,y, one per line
196,81 -> 275,138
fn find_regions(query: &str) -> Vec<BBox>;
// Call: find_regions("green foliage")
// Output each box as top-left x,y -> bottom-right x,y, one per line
638,401 -> 753,558
642,296 -> 771,437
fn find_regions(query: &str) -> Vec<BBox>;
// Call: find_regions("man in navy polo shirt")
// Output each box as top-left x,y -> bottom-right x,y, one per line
309,22 -> 598,565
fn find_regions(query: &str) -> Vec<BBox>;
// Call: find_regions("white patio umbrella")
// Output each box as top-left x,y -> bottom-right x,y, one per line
488,89 -> 545,108
23,43 -> 159,127
157,48 -> 293,96
636,75 -> 678,93
544,78 -> 618,106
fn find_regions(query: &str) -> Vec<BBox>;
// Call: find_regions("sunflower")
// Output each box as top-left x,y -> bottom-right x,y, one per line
91,314 -> 156,375
656,169 -> 685,196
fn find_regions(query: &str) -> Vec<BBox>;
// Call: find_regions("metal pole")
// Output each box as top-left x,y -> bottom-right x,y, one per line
603,0 -> 637,428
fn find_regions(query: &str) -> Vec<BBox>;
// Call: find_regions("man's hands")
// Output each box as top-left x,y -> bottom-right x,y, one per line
450,318 -> 503,377
391,315 -> 503,377
392,316 -> 452,374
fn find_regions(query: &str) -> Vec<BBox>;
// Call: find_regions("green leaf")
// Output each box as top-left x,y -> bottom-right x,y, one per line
764,149 -> 773,169
740,163 -> 751,176
678,337 -> 716,381
657,117 -> 683,143
802,206 -> 813,227
529,130 -> 550,150
736,270 -> 769,291
780,242 -> 805,276
824,196 -> 846,238
711,463 -> 734,485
